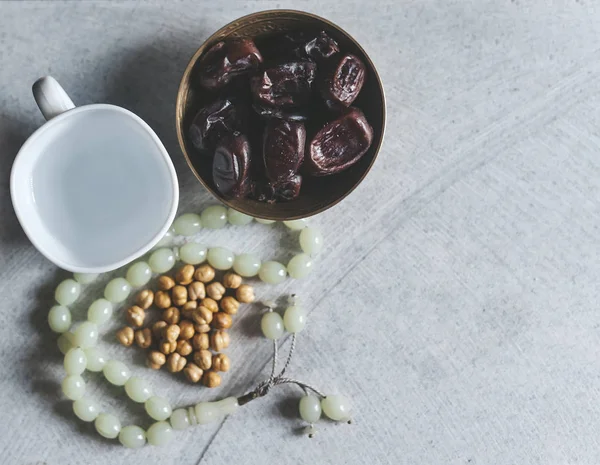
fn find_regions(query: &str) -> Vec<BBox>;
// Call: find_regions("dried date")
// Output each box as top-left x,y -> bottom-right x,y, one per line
189,99 -> 244,152
320,54 -> 366,108
191,32 -> 374,203
250,61 -> 316,108
212,133 -> 252,198
263,120 -> 306,182
304,31 -> 340,61
306,108 -> 373,176
255,175 -> 302,203
198,39 -> 263,91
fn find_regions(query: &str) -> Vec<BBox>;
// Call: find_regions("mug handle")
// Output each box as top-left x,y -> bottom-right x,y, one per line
32,76 -> 75,121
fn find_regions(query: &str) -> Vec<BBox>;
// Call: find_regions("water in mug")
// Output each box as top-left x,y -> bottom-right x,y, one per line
31,108 -> 173,266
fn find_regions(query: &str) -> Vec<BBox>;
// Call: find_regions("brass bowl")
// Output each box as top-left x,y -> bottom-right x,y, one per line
176,9 -> 386,220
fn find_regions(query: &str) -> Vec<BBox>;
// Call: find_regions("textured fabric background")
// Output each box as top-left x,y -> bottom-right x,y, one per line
1,1 -> 600,464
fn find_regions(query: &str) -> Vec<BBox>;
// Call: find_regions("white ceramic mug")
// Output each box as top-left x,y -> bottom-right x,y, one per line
11,76 -> 179,273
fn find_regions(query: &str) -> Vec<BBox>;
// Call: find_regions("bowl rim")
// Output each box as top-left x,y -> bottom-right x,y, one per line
176,8 -> 386,220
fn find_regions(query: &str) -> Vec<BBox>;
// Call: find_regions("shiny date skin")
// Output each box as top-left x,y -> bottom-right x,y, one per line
320,54 -> 366,108
189,99 -> 244,152
306,107 -> 373,176
304,31 -> 340,61
191,34 -> 373,203
250,61 -> 316,108
254,175 -> 302,203
263,120 -> 306,182
212,133 -> 252,198
198,39 -> 263,91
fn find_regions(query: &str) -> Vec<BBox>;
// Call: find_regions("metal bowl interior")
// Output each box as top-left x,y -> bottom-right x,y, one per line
176,9 -> 386,220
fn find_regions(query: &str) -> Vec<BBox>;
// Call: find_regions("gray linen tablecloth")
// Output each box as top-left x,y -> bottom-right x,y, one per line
1,1 -> 600,464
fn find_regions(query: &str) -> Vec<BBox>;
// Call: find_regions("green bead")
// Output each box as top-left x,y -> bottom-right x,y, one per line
104,278 -> 131,303
119,425 -> 146,448
73,397 -> 99,422
207,247 -> 234,270
233,253 -> 261,277
299,395 -> 321,423
95,413 -> 121,439
173,213 -> 202,236
287,253 -> 313,279
283,219 -> 308,230
64,348 -> 87,375
187,406 -> 197,425
57,331 -> 76,355
146,421 -> 173,446
61,375 -> 86,400
201,205 -> 227,229
103,360 -> 131,386
55,279 -> 81,306
299,227 -> 323,255
145,396 -> 172,421
227,209 -> 253,226
180,243 -> 207,265
258,261 -> 287,284
155,227 -> 175,248
73,273 -> 98,284
126,262 -> 152,287
283,305 -> 307,333
170,409 -> 190,430
194,402 -> 220,425
48,305 -> 71,333
255,218 -> 275,225
87,299 -> 113,326
261,312 -> 284,339
84,347 -> 107,372
321,395 -> 351,421
73,321 -> 99,348
149,248 -> 176,273
215,397 -> 239,415
125,377 -> 152,403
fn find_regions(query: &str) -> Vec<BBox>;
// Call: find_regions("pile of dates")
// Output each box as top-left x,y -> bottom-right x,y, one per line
189,30 -> 373,203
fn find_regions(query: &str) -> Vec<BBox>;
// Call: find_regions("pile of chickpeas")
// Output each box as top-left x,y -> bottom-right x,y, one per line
116,264 -> 255,388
